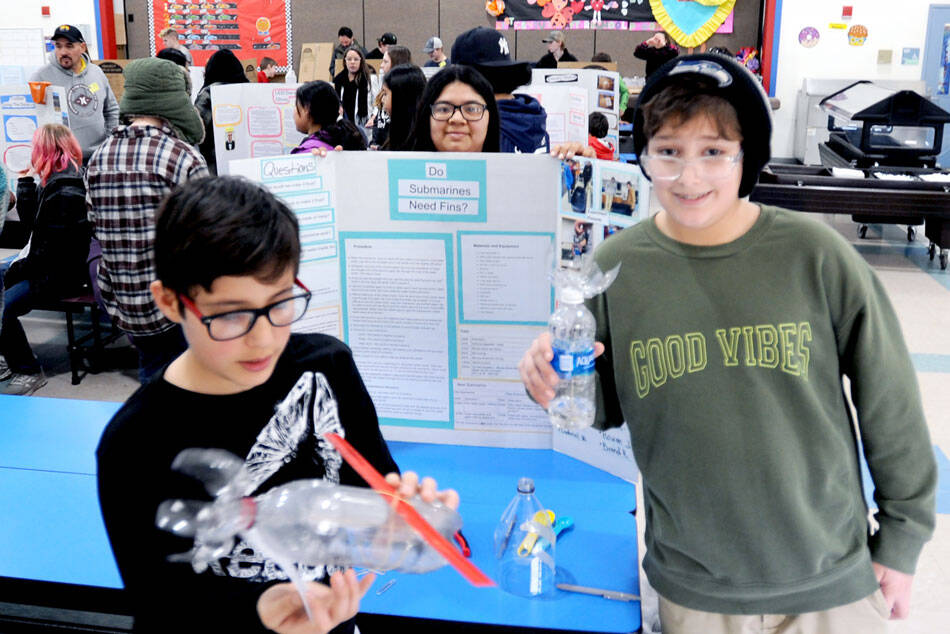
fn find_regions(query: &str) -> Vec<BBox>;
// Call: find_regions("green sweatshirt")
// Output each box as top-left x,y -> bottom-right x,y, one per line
590,205 -> 936,614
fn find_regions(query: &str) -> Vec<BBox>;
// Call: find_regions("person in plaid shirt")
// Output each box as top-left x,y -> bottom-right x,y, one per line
86,58 -> 208,382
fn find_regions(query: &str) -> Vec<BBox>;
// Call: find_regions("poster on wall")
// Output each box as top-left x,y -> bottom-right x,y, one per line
148,0 -> 291,69
210,83 -> 305,172
0,85 -> 69,192
495,0 -> 733,35
0,28 -> 46,84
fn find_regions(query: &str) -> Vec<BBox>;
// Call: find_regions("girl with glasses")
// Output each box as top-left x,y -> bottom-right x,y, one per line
409,65 -> 501,153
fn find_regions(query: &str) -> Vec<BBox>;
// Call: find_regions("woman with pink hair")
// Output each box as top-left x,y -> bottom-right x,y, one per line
0,123 -> 92,395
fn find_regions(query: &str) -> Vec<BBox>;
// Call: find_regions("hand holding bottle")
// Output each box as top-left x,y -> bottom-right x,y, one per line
384,470 -> 460,511
518,332 -> 604,410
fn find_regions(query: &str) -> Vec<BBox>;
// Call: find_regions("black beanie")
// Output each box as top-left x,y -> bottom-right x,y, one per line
633,53 -> 772,198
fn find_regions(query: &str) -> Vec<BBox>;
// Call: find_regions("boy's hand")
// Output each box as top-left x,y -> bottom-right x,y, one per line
872,562 -> 914,619
552,143 -> 597,160
518,332 -> 605,410
257,569 -> 374,634
384,471 -> 460,510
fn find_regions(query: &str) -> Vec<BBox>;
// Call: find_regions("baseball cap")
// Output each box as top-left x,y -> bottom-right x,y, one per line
451,27 -> 531,94
379,32 -> 397,45
633,53 -> 772,198
423,36 -> 443,53
52,24 -> 85,43
541,31 -> 565,44
450,27 -> 522,68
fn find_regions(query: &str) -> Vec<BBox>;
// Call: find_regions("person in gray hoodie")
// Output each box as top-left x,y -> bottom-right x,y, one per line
30,24 -> 118,162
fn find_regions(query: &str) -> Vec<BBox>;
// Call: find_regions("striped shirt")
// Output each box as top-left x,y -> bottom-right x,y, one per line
86,123 -> 208,335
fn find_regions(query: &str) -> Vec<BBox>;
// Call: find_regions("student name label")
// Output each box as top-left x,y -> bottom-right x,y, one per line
388,159 -> 487,223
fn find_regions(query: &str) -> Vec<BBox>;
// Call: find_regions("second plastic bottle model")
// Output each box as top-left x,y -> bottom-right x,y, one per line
493,477 -> 557,597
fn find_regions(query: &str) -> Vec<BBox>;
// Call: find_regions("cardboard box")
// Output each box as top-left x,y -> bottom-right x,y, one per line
299,42 -> 335,82
559,61 -> 618,72
92,59 -> 130,100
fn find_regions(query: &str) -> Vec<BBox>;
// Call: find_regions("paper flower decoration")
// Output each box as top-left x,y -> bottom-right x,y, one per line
486,0 -> 506,16
542,0 -> 576,29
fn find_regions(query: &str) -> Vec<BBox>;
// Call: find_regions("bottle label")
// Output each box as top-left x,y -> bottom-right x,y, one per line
551,346 -> 595,378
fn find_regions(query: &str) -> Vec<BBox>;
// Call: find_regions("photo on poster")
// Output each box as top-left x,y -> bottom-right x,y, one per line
597,91 -> 615,110
597,74 -> 616,92
599,164 -> 640,227
559,156 -> 597,221
559,217 -> 594,267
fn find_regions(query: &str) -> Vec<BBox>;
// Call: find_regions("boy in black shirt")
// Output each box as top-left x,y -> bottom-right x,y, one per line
97,176 -> 457,633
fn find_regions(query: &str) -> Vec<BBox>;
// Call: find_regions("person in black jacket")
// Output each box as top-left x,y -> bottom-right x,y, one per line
536,31 -> 578,68
634,31 -> 679,78
1,124 -> 92,394
97,176 -> 458,634
194,49 -> 248,175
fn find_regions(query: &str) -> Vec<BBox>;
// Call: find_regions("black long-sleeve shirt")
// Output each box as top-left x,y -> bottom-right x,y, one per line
634,42 -> 679,78
96,334 -> 398,633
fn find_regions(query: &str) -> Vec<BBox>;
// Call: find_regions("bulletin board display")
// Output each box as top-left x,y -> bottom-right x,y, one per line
148,0 -> 292,69
495,0 -> 733,34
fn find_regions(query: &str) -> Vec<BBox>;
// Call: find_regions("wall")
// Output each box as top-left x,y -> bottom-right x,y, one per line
772,0 -> 932,158
122,0 -> 759,80
6,0 -> 101,59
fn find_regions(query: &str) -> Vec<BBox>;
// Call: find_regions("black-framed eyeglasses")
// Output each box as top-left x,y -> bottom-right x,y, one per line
178,279 -> 312,341
430,101 -> 488,121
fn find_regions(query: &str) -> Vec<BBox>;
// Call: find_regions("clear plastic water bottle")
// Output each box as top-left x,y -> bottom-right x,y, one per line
156,449 -> 462,575
494,477 -> 556,597
285,68 -> 297,84
548,287 -> 597,430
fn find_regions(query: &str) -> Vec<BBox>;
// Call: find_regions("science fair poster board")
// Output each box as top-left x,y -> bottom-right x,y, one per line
0,85 -> 69,192
514,84 -> 588,146
210,83 -> 305,169
229,152 -> 639,481
532,68 -> 621,159
148,0 -> 291,69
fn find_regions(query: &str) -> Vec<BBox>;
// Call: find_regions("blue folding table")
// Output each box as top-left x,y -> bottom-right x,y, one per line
0,395 -> 641,632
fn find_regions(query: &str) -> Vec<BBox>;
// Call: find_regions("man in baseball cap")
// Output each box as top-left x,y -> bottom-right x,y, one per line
30,24 -> 118,161
423,36 -> 448,68
537,30 -> 578,68
450,27 -> 549,154
367,32 -> 397,60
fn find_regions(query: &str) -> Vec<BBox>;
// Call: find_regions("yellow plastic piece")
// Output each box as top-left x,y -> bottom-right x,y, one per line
517,509 -> 556,557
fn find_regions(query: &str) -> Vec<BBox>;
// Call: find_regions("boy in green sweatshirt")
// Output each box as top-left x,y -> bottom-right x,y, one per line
519,54 -> 936,633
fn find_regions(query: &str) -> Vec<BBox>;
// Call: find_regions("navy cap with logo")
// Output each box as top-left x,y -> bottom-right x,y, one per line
450,26 -> 524,68
379,32 -> 397,46
52,24 -> 85,43
633,53 -> 772,198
